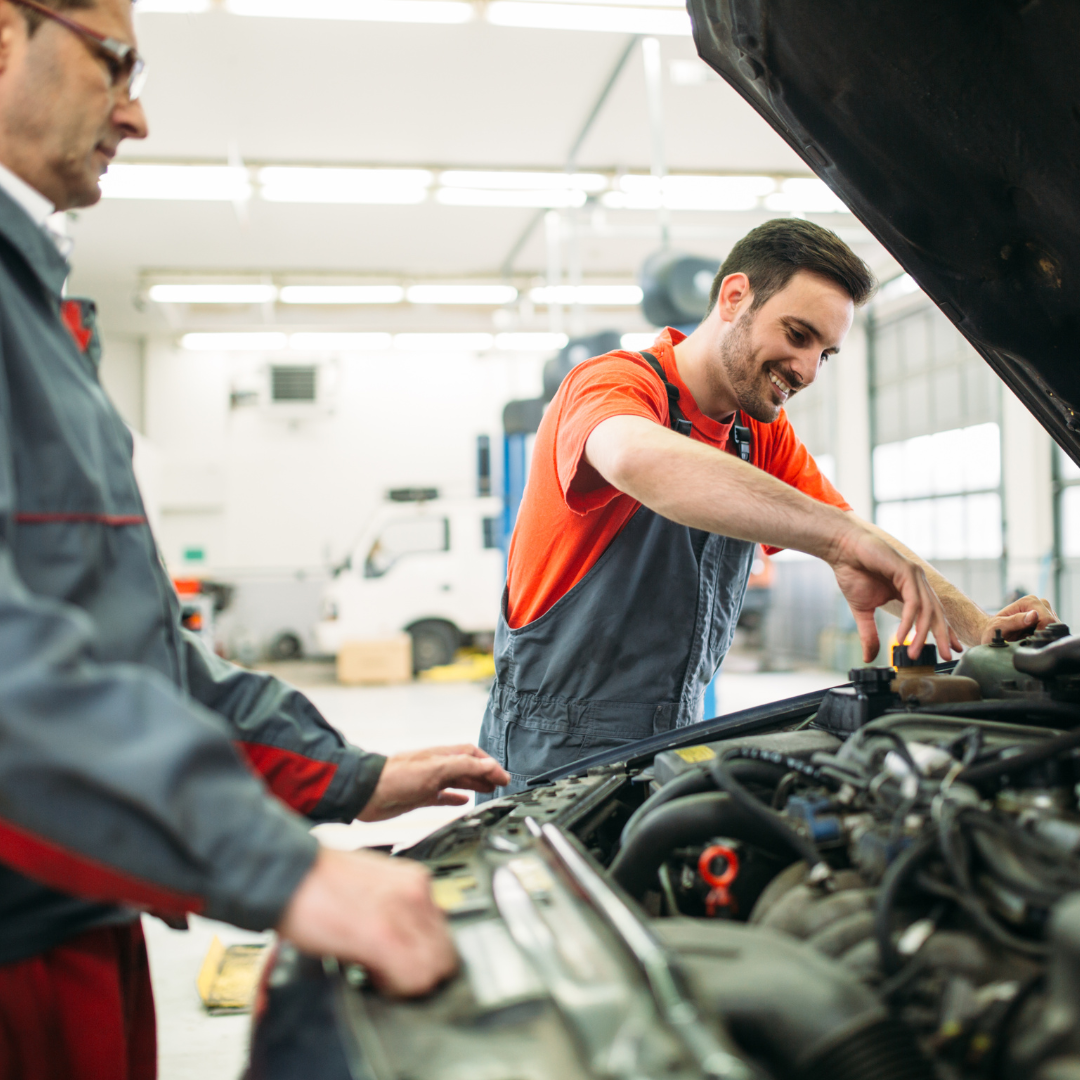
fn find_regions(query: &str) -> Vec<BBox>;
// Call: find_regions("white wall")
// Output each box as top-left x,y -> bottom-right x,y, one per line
134,341 -> 543,575
98,335 -> 145,433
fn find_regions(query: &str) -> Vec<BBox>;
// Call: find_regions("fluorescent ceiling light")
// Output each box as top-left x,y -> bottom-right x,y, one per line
620,332 -> 658,350
525,0 -> 684,6
605,173 -> 775,211
440,170 -> 607,192
764,178 -> 849,214
406,285 -> 518,305
136,0 -> 211,11
181,333 -> 287,352
620,174 -> 775,197
437,187 -> 587,209
290,333 -> 393,351
495,332 -> 569,351
259,167 -> 431,204
394,333 -> 494,352
487,1 -> 691,34
530,285 -> 643,306
227,0 -> 473,23
100,164 -> 251,201
149,284 -> 277,304
279,285 -> 405,304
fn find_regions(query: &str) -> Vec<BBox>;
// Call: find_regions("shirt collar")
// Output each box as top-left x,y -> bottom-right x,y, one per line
0,163 -> 55,229
0,164 -> 73,258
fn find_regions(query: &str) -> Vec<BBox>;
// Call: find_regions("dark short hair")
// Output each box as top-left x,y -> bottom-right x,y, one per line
707,217 -> 876,315
18,0 -> 97,35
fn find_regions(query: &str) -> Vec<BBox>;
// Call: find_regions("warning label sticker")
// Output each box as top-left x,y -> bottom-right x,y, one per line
674,745 -> 716,763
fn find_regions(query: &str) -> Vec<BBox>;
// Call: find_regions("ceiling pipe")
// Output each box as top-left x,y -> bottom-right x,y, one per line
500,33 -> 642,280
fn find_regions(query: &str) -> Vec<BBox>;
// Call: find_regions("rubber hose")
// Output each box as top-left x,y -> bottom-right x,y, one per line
800,1017 -> 937,1080
619,760 -> 785,851
609,792 -> 793,898
913,699 -> 1080,725
709,755 -> 826,874
656,919 -> 936,1080
957,724 -> 1080,791
873,832 -> 937,976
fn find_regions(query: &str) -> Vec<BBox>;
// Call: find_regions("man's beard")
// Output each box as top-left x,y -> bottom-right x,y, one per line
717,309 -> 784,423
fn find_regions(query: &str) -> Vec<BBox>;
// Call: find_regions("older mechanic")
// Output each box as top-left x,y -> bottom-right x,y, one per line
479,218 -> 1055,798
0,1 -> 509,1076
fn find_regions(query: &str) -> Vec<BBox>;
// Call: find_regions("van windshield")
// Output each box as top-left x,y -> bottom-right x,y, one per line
364,516 -> 449,578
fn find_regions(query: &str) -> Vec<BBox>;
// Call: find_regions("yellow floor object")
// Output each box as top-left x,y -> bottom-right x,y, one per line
418,649 -> 496,683
196,935 -> 270,1014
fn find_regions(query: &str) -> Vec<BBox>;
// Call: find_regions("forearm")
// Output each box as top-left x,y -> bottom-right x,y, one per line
853,515 -> 989,646
183,631 -> 385,822
586,415 -> 855,561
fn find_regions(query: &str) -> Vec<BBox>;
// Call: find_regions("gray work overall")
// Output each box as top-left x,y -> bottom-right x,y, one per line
478,353 -> 755,799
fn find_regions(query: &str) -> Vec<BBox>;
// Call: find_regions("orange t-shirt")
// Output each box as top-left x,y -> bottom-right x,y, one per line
505,327 -> 851,628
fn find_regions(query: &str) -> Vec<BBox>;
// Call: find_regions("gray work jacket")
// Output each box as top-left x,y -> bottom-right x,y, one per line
0,186 -> 384,965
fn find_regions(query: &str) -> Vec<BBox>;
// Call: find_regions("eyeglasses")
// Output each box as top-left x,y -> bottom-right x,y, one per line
10,0 -> 146,101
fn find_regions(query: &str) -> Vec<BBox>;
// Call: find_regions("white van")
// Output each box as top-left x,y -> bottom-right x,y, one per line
315,494 -> 504,671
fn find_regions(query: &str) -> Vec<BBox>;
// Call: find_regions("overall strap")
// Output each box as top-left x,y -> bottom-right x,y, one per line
639,350 -> 692,436
731,414 -> 752,462
640,349 -> 753,461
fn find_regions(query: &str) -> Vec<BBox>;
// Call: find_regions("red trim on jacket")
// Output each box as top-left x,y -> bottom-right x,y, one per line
0,816 -> 204,918
60,300 -> 93,354
15,513 -> 148,527
237,743 -> 338,816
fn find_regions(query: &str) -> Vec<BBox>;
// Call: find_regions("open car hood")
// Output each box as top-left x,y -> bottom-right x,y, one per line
688,0 -> 1080,462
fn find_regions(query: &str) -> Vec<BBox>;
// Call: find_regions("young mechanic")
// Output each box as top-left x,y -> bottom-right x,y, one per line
0,1 -> 509,1076
479,218 -> 1056,798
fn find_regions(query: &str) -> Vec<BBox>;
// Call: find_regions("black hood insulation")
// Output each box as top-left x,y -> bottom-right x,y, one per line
688,0 -> 1080,461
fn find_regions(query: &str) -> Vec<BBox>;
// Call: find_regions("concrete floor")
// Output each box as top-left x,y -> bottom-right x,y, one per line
150,664 -> 842,1080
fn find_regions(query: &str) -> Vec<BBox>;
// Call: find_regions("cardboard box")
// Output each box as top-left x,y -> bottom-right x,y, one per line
337,635 -> 413,685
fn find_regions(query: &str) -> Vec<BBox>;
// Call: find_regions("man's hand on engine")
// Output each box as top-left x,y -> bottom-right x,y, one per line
358,745 -> 510,822
828,519 -> 960,663
277,847 -> 457,997
979,595 -> 1060,644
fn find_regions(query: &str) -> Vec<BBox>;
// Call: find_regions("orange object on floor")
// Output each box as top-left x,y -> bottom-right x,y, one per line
0,921 -> 156,1080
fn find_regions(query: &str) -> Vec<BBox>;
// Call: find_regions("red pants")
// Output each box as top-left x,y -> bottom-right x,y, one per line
0,921 -> 156,1080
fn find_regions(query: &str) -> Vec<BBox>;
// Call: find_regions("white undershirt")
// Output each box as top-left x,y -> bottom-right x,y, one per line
0,163 -> 72,257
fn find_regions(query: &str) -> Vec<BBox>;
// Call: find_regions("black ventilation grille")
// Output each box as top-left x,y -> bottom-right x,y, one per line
271,365 -> 317,402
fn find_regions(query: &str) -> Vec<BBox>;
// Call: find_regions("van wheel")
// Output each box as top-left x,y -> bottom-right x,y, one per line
268,631 -> 303,661
408,620 -> 459,673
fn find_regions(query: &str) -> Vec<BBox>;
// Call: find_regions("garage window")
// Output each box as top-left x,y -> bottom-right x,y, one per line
869,302 -> 1004,609
873,422 -> 1002,559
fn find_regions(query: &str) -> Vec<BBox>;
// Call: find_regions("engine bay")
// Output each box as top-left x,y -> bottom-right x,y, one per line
251,626 -> 1080,1080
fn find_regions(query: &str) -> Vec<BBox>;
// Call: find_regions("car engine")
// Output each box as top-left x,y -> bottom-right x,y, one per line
251,626 -> 1080,1080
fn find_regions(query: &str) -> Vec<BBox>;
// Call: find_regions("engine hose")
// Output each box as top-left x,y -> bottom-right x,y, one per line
609,792 -> 793,898
957,724 -> 1080,791
709,752 -> 830,880
619,759 -> 786,851
800,1017 -> 937,1080
913,699 -> 1080,725
657,919 -> 937,1080
720,745 -> 844,787
873,832 -> 937,976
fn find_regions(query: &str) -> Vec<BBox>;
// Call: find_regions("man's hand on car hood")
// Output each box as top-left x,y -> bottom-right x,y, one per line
358,745 -> 511,822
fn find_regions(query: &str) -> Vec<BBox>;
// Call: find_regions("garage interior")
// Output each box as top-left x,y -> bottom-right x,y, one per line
27,1 -> 1078,1077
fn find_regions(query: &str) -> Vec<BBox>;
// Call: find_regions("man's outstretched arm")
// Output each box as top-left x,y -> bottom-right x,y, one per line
850,514 -> 1058,646
583,413 -> 955,662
